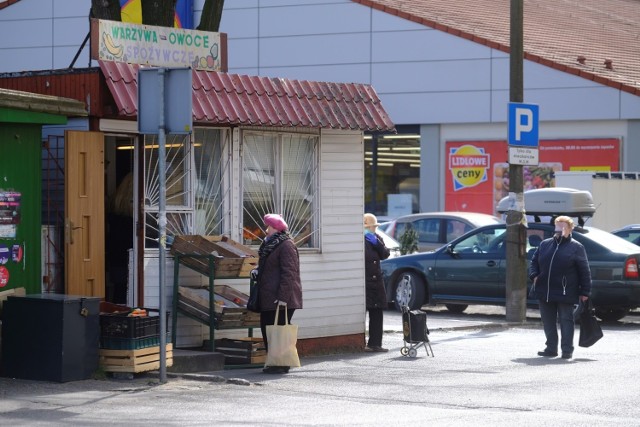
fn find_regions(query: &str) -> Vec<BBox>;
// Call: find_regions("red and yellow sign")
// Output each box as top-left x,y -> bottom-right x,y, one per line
449,145 -> 491,190
445,139 -> 620,215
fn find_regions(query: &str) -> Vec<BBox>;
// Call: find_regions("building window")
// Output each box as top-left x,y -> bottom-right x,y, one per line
364,125 -> 421,217
241,131 -> 319,249
143,129 -> 232,248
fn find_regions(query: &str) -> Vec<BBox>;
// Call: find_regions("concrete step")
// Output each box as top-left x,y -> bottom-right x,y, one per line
168,349 -> 226,373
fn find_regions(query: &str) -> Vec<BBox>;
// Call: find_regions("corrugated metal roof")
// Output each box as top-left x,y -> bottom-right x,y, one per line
99,60 -> 395,131
0,87 -> 87,117
354,0 -> 640,96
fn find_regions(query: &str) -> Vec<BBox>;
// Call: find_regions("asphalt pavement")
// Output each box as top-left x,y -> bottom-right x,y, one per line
2,307 -> 640,426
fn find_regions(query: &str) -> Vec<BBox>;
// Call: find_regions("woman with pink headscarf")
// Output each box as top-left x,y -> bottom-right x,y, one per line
255,213 -> 303,374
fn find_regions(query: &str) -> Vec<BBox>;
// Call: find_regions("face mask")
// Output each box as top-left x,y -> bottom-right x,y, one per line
554,223 -> 570,239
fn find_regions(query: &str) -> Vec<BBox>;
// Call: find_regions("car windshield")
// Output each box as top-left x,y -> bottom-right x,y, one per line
583,227 -> 640,253
377,229 -> 402,258
453,227 -> 507,253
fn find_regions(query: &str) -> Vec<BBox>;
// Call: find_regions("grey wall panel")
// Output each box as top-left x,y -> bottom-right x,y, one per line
372,60 -> 492,93
227,39 -> 259,69
219,8 -> 259,38
373,29 -> 492,63
54,17 -> 91,46
381,91 -> 492,125
0,0 -> 52,20
621,93 -> 640,120
0,47 -> 54,71
253,64 -> 370,85
259,2 -> 369,37
0,19 -> 53,47
259,33 -> 371,68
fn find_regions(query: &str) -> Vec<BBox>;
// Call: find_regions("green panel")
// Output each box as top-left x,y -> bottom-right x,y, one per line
0,107 -> 67,125
0,123 -> 42,294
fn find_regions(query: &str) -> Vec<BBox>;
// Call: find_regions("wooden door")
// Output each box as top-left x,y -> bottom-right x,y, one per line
64,131 -> 105,297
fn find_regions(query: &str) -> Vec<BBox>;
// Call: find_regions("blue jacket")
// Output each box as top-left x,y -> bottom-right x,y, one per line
529,234 -> 592,304
365,233 -> 390,309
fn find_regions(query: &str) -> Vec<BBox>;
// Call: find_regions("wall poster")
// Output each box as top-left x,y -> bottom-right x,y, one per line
445,139 -> 620,215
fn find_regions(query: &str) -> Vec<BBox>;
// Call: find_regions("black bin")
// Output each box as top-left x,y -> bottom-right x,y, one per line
1,294 -> 101,382
402,309 -> 429,343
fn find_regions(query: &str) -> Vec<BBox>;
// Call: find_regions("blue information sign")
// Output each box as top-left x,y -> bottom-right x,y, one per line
508,103 -> 539,147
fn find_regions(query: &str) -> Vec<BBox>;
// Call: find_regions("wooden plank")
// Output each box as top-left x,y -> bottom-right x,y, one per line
101,358 -> 174,373
99,343 -> 173,357
99,344 -> 174,373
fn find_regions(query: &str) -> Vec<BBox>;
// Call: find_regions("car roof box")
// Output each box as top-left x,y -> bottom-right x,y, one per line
496,187 -> 596,217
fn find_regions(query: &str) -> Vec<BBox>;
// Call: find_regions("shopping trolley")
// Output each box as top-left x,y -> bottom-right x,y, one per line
400,306 -> 434,358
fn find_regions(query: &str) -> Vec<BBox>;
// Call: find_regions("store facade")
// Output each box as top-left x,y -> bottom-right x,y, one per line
0,22 -> 394,353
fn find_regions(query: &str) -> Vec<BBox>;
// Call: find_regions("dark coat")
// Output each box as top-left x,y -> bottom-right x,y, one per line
257,238 -> 303,311
365,233 -> 391,308
529,234 -> 592,304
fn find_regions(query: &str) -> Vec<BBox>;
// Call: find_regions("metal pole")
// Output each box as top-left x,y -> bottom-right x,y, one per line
371,134 -> 379,213
506,0 -> 527,323
158,68 -> 168,382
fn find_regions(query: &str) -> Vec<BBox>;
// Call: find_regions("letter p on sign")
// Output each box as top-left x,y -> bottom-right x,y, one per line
508,103 -> 539,147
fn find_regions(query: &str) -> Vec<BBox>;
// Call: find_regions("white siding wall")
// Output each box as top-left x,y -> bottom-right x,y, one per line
139,129 -> 366,347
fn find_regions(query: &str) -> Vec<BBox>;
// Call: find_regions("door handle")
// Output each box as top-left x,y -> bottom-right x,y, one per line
486,260 -> 496,267
65,219 -> 82,244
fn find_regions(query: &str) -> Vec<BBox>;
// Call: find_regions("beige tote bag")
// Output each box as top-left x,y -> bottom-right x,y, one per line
265,305 -> 301,367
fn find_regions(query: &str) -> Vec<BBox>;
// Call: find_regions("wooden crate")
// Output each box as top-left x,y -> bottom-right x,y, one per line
204,236 -> 258,278
214,337 -> 266,365
99,344 -> 173,373
171,235 -> 245,278
178,286 -> 259,328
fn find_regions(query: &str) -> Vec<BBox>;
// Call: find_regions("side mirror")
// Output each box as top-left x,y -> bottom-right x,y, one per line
445,244 -> 458,257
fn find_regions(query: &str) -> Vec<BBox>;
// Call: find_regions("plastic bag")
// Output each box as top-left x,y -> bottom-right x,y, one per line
578,299 -> 603,348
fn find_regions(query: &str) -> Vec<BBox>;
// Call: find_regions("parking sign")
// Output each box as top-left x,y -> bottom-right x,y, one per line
508,103 -> 539,147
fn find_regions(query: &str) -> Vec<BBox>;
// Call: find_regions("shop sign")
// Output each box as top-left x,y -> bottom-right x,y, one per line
445,139 -> 620,215
92,18 -> 225,72
449,145 -> 491,191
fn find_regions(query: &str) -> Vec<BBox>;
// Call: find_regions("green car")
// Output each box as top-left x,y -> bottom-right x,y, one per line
381,223 -> 640,321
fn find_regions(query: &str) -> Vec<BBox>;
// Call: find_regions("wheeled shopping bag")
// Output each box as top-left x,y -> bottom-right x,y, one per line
401,306 -> 434,358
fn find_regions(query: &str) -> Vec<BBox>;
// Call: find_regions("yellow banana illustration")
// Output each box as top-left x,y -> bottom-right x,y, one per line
102,32 -> 123,58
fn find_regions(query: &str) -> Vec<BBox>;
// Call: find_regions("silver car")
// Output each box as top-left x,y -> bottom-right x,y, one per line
377,229 -> 401,258
383,211 -> 503,252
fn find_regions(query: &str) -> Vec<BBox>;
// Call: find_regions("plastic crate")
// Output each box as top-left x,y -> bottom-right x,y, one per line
99,332 -> 171,350
100,309 -> 167,339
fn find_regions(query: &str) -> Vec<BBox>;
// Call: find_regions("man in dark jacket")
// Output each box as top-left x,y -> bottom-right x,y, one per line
364,213 -> 391,352
529,216 -> 591,359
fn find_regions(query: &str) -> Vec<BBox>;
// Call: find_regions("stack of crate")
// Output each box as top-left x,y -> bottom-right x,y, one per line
213,337 -> 266,365
98,309 -> 172,373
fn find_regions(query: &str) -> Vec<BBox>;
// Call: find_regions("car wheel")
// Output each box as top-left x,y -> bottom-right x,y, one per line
445,304 -> 468,314
594,307 -> 629,322
393,271 -> 426,311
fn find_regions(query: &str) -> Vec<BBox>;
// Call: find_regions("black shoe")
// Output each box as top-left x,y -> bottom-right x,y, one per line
561,353 -> 573,359
537,349 -> 558,357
